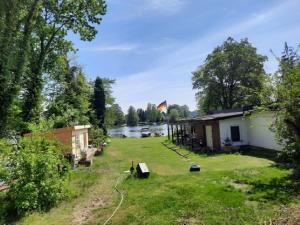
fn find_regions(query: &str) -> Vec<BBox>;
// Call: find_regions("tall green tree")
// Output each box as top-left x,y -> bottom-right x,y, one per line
144,103 -> 163,123
273,43 -> 300,170
93,77 -> 106,130
0,0 -> 42,136
105,103 -> 125,127
126,106 -> 139,126
137,108 -> 146,122
102,78 -> 115,106
192,37 -> 267,113
169,109 -> 179,123
45,64 -> 91,129
21,0 -> 107,123
180,105 -> 190,118
167,104 -> 190,118
112,104 -> 125,126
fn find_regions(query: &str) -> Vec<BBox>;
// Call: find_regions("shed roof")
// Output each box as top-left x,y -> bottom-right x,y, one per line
178,108 -> 244,123
199,110 -> 244,121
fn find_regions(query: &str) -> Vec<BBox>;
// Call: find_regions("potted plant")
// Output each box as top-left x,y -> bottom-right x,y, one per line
223,137 -> 232,152
80,150 -> 87,161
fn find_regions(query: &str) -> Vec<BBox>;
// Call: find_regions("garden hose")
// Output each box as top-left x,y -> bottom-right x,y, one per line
103,171 -> 130,225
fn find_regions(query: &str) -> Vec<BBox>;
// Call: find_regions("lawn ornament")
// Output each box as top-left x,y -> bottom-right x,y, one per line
130,161 -> 135,175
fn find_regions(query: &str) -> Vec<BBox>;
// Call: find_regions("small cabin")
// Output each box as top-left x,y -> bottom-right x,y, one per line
25,125 -> 91,159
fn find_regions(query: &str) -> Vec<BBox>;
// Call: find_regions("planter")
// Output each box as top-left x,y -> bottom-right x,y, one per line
94,147 -> 104,156
224,145 -> 232,153
78,159 -> 92,167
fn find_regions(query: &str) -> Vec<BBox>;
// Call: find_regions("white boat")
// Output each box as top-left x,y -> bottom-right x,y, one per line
141,128 -> 151,137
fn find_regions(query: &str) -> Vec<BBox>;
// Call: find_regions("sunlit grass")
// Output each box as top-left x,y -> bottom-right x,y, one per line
18,137 -> 298,225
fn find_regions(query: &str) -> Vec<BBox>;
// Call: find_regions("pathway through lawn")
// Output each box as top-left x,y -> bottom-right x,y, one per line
19,137 -> 298,225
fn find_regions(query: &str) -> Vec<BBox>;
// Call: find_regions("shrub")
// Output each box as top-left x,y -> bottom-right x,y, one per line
6,135 -> 69,216
0,139 -> 12,181
89,127 -> 105,147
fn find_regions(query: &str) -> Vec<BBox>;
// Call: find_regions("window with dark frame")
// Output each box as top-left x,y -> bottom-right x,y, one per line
230,126 -> 240,142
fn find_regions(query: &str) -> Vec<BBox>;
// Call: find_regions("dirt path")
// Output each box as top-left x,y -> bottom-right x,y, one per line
71,167 -> 118,225
271,205 -> 300,225
72,195 -> 110,225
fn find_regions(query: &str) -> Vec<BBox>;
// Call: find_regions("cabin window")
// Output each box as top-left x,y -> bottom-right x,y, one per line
230,126 -> 240,142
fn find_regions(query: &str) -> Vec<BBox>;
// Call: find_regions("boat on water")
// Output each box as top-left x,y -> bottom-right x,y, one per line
141,128 -> 151,138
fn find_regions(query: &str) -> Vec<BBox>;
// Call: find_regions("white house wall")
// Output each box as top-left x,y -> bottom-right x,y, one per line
72,129 -> 88,159
246,112 -> 281,151
219,112 -> 282,150
219,117 -> 248,147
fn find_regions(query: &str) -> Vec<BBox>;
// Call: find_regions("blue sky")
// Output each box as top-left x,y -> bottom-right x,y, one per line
69,0 -> 300,112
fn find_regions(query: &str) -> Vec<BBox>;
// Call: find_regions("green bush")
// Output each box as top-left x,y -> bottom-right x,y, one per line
0,139 -> 12,181
6,135 -> 69,216
89,127 -> 105,147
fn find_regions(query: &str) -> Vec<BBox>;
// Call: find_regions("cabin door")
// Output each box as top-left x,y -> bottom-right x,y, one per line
205,125 -> 213,149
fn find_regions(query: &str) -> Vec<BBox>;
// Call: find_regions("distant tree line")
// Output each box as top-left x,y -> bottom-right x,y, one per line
125,103 -> 190,126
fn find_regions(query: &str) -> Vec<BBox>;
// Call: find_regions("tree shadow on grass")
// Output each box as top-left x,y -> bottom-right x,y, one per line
239,145 -> 279,162
161,140 -> 219,158
247,176 -> 300,204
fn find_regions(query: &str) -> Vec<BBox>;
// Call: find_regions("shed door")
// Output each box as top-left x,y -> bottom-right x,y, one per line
205,125 -> 213,149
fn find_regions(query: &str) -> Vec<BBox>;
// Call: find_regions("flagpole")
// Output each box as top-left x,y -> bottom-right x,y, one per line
165,101 -> 170,140
167,115 -> 170,140
157,100 -> 169,140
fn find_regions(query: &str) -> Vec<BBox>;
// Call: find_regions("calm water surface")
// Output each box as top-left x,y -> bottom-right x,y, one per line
108,124 -> 168,138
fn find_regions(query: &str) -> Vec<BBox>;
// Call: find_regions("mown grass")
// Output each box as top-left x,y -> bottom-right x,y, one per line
16,137 -> 299,225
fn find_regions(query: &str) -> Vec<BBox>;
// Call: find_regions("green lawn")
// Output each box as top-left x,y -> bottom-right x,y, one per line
18,137 -> 298,225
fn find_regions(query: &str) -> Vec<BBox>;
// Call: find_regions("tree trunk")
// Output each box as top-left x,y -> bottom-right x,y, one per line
21,57 -> 44,123
0,0 -> 41,135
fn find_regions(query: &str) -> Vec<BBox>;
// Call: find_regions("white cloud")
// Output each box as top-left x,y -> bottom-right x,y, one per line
112,0 -> 300,112
157,0 -> 300,72
144,0 -> 185,14
108,0 -> 186,22
83,43 -> 138,52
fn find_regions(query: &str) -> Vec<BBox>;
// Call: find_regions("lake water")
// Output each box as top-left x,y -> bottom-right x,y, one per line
108,123 -> 168,138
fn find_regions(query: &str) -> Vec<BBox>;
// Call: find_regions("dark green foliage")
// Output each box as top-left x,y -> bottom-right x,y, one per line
102,78 -> 116,106
0,139 -> 12,181
20,0 -> 106,124
89,78 -> 117,129
167,104 -> 190,118
273,44 -> 300,169
89,126 -> 105,147
169,109 -> 179,123
4,136 -> 69,216
92,77 -> 106,130
111,104 -> 125,126
144,103 -> 164,123
180,105 -> 190,118
0,0 -> 107,136
126,106 -> 139,126
192,37 -> 267,113
137,108 -> 146,122
0,1 -> 41,136
45,64 -> 91,128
